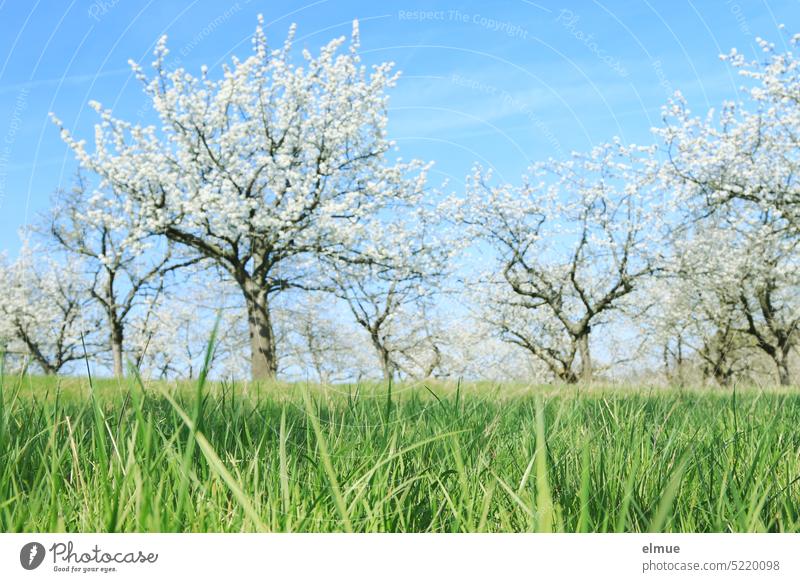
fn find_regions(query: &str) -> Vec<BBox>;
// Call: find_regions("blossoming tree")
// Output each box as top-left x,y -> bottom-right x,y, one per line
460,142 -> 663,383
655,33 -> 800,385
54,18 -> 429,380
325,200 -> 451,380
644,228 -> 757,386
669,215 -> 799,385
0,246 -> 101,374
658,34 -> 800,231
47,173 -> 195,377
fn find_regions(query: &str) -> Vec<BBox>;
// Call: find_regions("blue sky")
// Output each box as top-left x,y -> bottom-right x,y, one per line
0,0 -> 797,256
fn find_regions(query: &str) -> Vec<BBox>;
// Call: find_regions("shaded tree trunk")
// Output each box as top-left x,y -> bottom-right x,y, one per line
559,369 -> 579,384
304,330 -> 329,385
577,330 -> 592,383
110,320 -> 124,378
775,349 -> 792,386
699,340 -> 733,387
242,280 -> 278,380
777,361 -> 790,386
18,330 -> 57,375
105,269 -> 125,378
664,335 -> 686,387
33,355 -> 56,376
370,331 -> 394,382
743,287 -> 797,387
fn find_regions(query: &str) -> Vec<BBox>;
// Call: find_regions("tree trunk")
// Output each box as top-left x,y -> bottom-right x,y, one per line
701,344 -> 730,387
559,369 -> 579,384
242,280 -> 278,381
36,358 -> 57,376
675,336 -> 685,387
577,331 -> 592,383
776,355 -> 791,387
19,332 -> 57,375
110,320 -> 124,377
714,369 -> 732,387
370,331 -> 394,382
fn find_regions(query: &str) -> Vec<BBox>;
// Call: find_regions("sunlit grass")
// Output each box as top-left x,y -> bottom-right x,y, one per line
1,369 -> 799,532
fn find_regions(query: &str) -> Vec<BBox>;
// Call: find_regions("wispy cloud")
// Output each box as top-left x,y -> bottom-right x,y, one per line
0,65 -> 133,96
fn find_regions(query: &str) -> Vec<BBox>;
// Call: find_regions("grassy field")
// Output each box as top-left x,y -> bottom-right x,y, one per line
1,371 -> 799,533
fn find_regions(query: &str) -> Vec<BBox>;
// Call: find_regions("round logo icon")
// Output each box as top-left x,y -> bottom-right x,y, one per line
20,542 -> 46,570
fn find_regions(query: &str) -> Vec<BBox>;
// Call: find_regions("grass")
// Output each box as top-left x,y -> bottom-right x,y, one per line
1,370 -> 800,532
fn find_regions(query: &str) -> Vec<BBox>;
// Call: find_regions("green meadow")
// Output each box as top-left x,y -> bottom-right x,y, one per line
2,371 -> 799,533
